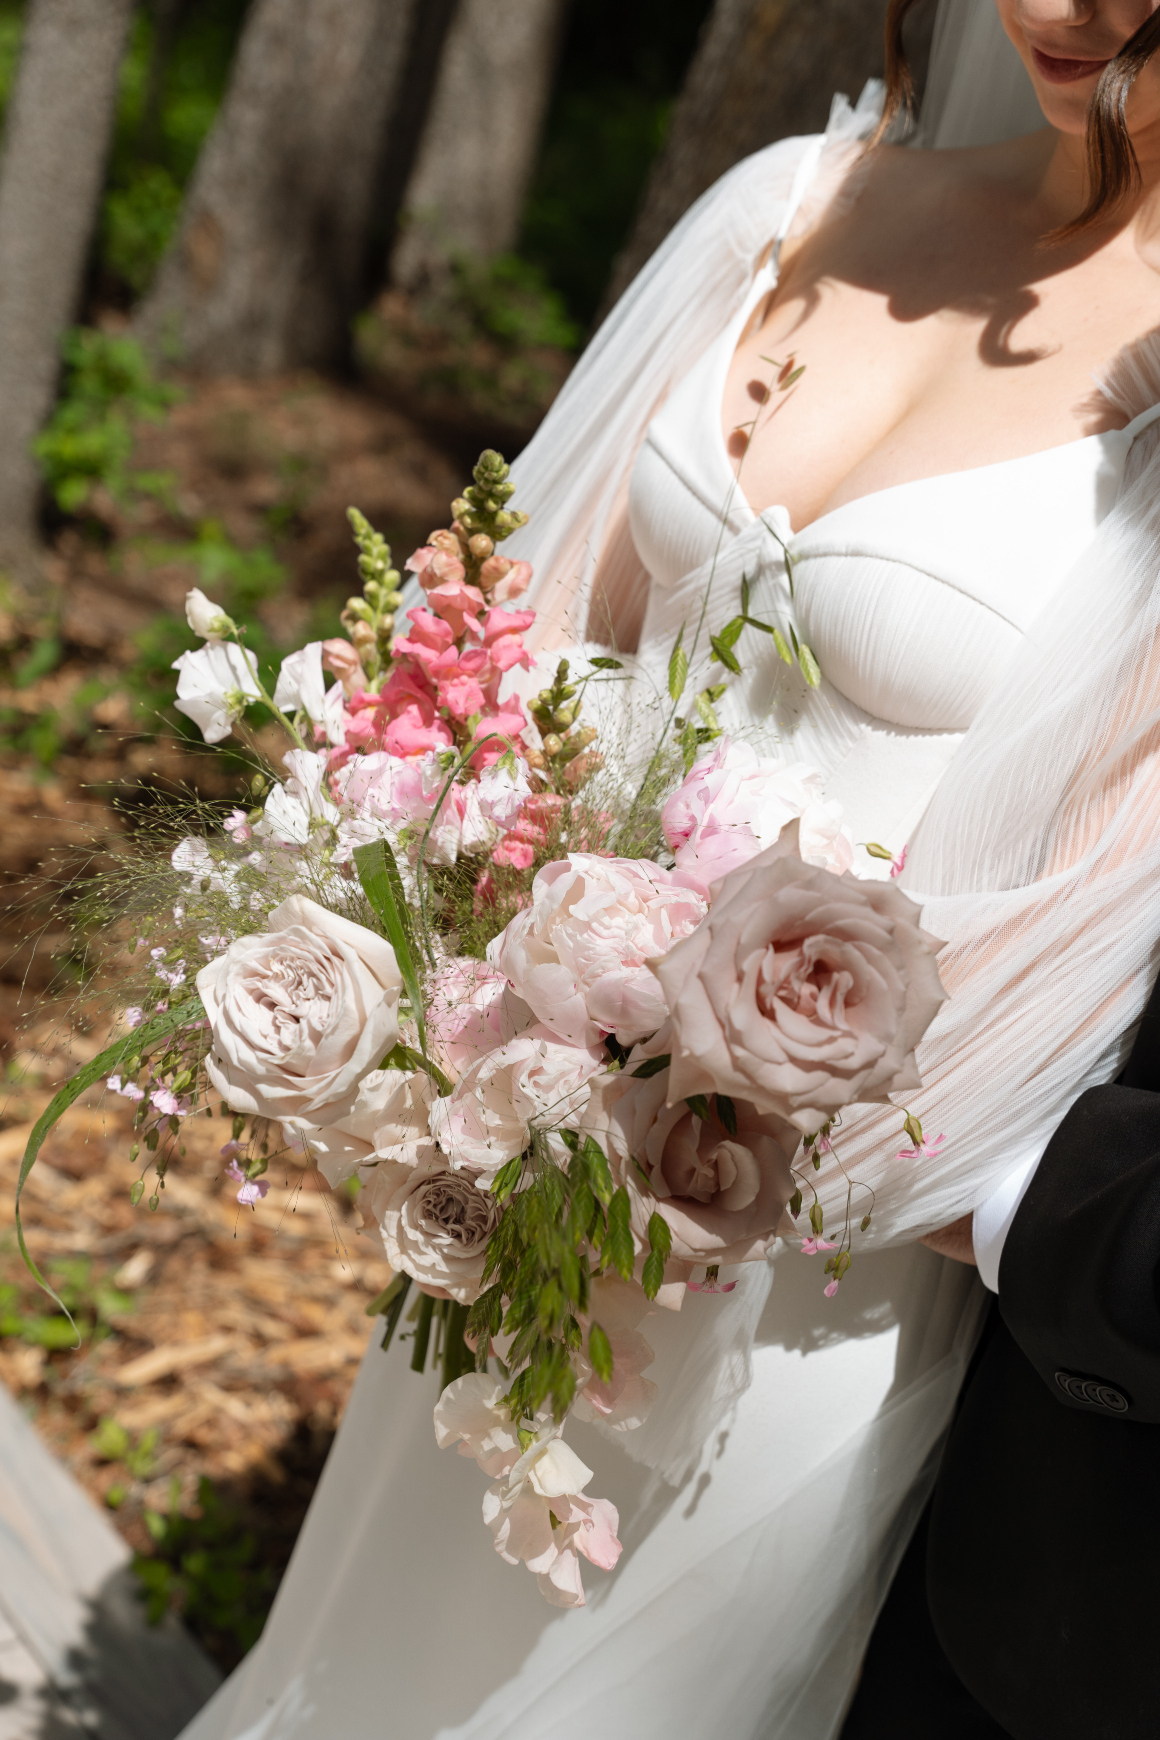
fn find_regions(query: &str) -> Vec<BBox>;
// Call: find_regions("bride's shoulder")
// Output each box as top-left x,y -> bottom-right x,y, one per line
856,132 -> 1051,219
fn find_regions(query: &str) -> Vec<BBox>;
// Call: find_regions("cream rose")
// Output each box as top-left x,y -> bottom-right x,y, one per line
584,1069 -> 796,1264
197,894 -> 401,1130
652,825 -> 946,1133
360,1154 -> 500,1302
488,854 -> 708,1047
289,1066 -> 435,1187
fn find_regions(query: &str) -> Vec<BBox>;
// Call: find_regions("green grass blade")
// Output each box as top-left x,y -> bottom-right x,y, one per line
354,839 -> 427,1055
16,996 -> 205,1329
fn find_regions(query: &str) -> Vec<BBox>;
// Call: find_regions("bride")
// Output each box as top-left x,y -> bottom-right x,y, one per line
178,3 -> 1160,1736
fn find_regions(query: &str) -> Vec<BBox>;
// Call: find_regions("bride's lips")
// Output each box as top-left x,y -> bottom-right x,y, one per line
1031,45 -> 1112,84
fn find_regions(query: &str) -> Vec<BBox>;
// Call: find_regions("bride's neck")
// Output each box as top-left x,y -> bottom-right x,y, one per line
1037,120 -> 1160,243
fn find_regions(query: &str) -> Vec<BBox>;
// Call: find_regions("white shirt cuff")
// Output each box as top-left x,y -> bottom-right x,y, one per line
971,1147 -> 1045,1293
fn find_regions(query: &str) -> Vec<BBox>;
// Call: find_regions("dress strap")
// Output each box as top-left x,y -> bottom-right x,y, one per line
1121,399 -> 1160,442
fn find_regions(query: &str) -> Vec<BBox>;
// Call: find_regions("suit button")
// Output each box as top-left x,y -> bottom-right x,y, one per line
1054,1370 -> 1130,1413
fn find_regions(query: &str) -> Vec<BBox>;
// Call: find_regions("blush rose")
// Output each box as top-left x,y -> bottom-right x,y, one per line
652,824 -> 946,1133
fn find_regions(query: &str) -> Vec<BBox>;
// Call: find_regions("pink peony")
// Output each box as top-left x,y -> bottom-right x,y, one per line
426,957 -> 531,1078
653,822 -> 947,1134
583,1067 -> 796,1264
662,739 -> 853,885
488,854 -> 709,1048
428,1025 -> 604,1180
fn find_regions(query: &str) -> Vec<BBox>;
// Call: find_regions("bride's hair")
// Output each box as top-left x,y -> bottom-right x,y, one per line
881,0 -> 1160,236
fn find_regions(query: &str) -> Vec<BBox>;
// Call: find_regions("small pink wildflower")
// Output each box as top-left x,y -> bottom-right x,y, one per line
800,1236 -> 837,1257
824,1280 -> 841,1299
224,808 -> 252,844
123,1007 -> 145,1029
897,1133 -> 947,1161
220,1141 -> 245,1161
151,1086 -> 181,1118
890,845 -> 908,879
107,1075 -> 145,1103
225,1157 -> 268,1206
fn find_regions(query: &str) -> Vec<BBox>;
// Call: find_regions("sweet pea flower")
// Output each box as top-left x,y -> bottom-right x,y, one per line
184,587 -> 233,642
433,1373 -> 522,1476
476,756 -> 533,831
172,642 -> 263,745
273,642 -> 327,724
223,808 -> 252,844
480,1425 -> 622,1608
256,749 -> 339,848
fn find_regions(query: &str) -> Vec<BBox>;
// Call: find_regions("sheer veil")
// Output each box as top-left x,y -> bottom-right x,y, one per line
919,0 -> 1045,147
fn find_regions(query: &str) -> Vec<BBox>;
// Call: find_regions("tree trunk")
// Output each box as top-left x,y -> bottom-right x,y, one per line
391,0 -> 570,293
0,0 -> 135,561
137,0 -> 424,376
602,0 -> 935,315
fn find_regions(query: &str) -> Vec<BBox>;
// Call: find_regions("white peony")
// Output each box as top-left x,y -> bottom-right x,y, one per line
172,641 -> 263,744
428,1025 -> 604,1180
184,587 -> 233,642
196,894 -> 401,1128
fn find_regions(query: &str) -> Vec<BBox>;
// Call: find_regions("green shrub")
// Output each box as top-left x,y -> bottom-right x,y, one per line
33,327 -> 179,516
101,163 -> 184,296
135,1476 -> 274,1657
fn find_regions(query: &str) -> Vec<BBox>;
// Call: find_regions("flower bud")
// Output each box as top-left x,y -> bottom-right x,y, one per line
542,733 -> 563,758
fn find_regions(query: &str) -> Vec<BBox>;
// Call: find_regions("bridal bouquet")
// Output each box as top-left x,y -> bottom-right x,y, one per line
17,452 -> 947,1608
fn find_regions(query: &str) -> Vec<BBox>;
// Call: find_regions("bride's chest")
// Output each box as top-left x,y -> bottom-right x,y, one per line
723,248 -> 1149,537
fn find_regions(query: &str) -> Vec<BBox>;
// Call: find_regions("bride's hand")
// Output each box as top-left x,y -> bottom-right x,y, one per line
920,1215 -> 976,1265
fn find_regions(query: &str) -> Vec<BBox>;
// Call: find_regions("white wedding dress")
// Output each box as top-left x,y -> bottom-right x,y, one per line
176,50 -> 1160,1734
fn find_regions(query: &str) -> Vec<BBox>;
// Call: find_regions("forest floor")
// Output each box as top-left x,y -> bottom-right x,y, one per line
0,327 -> 563,1669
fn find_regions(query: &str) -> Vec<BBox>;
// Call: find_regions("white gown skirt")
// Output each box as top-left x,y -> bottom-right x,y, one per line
176,1244 -> 983,1740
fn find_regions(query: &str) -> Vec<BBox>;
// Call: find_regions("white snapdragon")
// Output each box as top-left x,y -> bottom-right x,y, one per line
172,642 -> 262,744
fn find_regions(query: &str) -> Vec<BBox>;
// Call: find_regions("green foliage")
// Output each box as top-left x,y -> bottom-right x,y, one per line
33,328 -> 179,515
97,1 -> 250,299
0,2 -> 21,122
0,1257 -> 133,1351
450,252 -> 579,353
459,1131 -> 643,1423
91,1415 -> 159,1482
101,163 -> 184,295
134,1476 -> 274,1657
